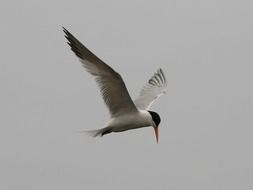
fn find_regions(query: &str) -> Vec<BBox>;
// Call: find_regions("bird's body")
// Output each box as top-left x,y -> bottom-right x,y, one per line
92,110 -> 153,136
63,27 -> 167,143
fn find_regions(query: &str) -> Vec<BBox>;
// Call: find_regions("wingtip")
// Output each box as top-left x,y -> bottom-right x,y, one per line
62,26 -> 67,32
158,68 -> 167,85
157,68 -> 163,73
62,27 -> 74,46
62,27 -> 72,38
62,27 -> 69,39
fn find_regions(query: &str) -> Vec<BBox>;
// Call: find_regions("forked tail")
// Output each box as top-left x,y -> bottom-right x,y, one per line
79,126 -> 113,137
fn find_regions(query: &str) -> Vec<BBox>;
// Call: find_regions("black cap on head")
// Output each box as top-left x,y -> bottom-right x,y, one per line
148,111 -> 161,127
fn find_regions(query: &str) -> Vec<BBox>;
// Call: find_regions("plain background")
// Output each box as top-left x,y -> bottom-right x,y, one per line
1,0 -> 252,189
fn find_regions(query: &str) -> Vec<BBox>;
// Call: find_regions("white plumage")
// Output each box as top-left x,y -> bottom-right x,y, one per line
134,68 -> 167,110
63,27 -> 167,143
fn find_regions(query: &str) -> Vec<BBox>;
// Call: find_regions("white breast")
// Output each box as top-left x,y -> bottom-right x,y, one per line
107,110 -> 153,132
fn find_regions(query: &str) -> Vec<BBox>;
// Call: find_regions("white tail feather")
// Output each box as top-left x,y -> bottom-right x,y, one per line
78,129 -> 102,137
78,127 -> 112,137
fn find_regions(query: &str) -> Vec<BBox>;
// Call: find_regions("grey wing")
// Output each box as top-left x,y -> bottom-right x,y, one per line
134,68 -> 167,110
63,27 -> 138,117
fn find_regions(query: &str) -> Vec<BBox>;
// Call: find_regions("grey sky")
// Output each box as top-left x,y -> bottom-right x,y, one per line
1,0 -> 252,189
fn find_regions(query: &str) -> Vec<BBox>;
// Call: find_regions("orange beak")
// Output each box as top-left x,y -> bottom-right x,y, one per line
153,127 -> 159,144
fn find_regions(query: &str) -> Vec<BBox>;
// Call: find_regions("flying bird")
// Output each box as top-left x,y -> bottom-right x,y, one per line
63,27 -> 167,143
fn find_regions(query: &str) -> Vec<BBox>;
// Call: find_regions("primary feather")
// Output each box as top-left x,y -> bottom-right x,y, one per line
134,68 -> 167,110
63,27 -> 138,117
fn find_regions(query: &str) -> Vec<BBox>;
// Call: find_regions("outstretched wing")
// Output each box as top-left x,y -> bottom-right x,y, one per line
134,68 -> 167,110
63,27 -> 138,117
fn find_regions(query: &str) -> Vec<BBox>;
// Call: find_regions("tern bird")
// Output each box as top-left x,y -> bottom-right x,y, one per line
63,27 -> 167,143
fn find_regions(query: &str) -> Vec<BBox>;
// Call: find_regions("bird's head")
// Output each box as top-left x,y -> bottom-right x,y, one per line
148,111 -> 161,144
